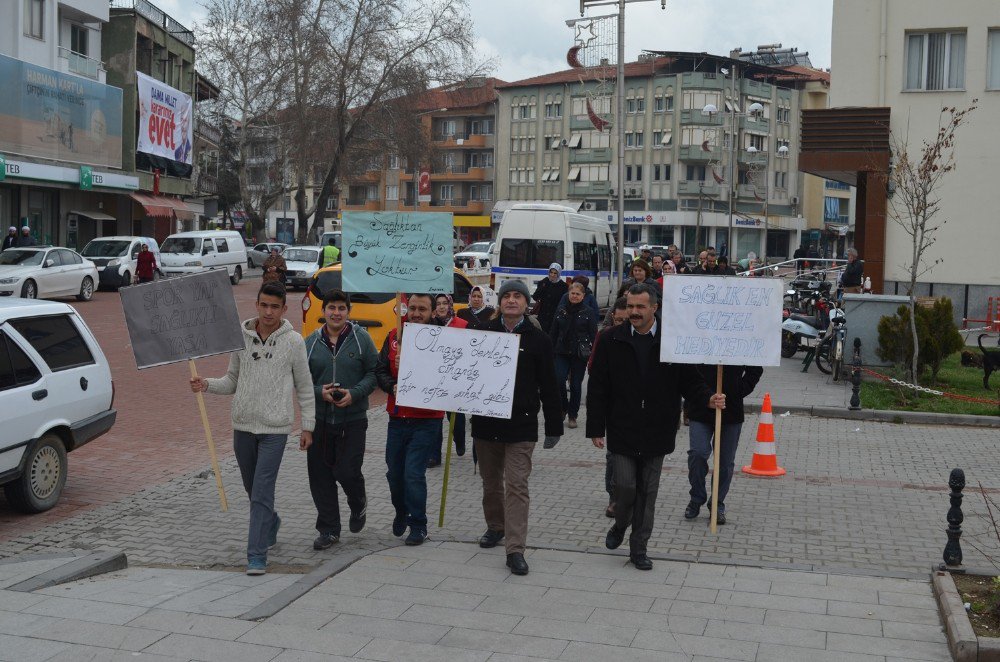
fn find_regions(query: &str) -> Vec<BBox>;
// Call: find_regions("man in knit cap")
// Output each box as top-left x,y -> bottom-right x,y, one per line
190,281 -> 315,576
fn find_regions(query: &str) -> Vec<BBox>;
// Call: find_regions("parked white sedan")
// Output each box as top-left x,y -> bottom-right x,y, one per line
0,247 -> 98,301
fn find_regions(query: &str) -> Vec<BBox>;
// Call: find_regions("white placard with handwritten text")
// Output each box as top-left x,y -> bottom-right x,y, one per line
659,276 -> 784,367
396,323 -> 520,418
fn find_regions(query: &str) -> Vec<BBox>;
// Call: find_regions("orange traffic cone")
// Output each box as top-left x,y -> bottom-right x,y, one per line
742,393 -> 786,477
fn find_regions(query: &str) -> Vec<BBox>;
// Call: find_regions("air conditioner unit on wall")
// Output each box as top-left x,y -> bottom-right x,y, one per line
790,196 -> 799,205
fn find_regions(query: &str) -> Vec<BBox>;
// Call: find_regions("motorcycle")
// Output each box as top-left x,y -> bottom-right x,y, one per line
780,296 -> 847,379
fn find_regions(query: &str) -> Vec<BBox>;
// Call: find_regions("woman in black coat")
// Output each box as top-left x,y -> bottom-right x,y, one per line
548,282 -> 598,429
457,286 -> 495,329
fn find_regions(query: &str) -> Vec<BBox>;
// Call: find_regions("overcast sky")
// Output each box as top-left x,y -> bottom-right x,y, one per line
160,0 -> 833,82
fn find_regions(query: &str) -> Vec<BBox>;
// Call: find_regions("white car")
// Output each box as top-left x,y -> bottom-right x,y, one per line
81,236 -> 162,289
0,247 -> 99,301
454,241 -> 494,270
0,299 -> 116,512
159,230 -> 248,284
281,246 -> 323,289
248,242 -> 288,269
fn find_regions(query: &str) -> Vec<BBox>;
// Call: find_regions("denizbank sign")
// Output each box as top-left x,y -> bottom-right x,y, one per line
0,154 -> 138,190
605,211 -> 671,225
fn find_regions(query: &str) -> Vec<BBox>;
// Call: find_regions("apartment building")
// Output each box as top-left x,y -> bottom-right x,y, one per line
825,0 -> 1000,305
0,0 -> 138,248
494,51 -> 824,261
338,77 -> 503,246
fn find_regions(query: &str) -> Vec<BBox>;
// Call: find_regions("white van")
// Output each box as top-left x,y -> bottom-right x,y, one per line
159,230 -> 248,284
492,203 -> 618,311
81,236 -> 161,289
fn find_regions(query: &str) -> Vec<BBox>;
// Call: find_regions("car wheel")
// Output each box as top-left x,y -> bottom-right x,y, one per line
248,257 -> 254,269
120,271 -> 132,289
76,276 -> 94,301
21,279 -> 37,299
230,266 -> 242,285
4,434 -> 67,513
153,269 -> 162,281
780,330 -> 798,358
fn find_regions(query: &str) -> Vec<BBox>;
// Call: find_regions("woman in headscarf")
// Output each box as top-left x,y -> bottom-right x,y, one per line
548,281 -> 598,430
457,286 -> 495,329
531,263 -> 568,333
429,293 -> 467,466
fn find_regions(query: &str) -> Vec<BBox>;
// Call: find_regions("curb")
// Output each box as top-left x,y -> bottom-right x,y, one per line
933,569 -> 980,661
745,402 -> 1000,428
6,550 -> 127,592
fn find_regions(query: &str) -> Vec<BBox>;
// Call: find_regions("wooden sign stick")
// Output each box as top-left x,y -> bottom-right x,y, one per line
438,412 -> 456,527
189,359 -> 228,512
709,363 -> 723,534
396,292 -> 404,338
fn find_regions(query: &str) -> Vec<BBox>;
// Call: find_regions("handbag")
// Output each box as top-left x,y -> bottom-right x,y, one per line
576,337 -> 593,360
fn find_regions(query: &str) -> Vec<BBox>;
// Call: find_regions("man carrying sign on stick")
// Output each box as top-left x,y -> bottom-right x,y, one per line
470,280 -> 563,576
586,285 -> 722,571
190,282 -> 315,576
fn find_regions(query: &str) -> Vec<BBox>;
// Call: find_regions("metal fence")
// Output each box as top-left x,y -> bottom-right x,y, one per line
109,0 -> 195,46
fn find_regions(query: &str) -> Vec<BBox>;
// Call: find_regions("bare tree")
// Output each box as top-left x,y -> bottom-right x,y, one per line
886,101 -> 977,382
196,0 -> 289,231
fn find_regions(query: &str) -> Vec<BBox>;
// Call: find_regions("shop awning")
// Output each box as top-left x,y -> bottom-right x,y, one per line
68,210 -> 116,221
170,198 -> 196,222
454,215 -> 491,228
130,192 -> 174,220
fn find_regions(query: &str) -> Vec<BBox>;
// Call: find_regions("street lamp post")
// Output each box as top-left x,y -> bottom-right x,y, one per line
579,0 -> 665,289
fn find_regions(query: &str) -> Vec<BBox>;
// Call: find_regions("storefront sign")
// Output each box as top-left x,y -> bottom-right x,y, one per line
735,217 -> 763,227
0,156 -> 138,190
79,165 -> 92,190
0,53 -> 123,169
136,72 -> 193,166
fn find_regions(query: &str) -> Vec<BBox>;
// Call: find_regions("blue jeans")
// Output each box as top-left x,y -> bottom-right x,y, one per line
687,420 -> 742,506
554,354 -> 587,418
233,431 -> 287,563
385,418 -> 439,533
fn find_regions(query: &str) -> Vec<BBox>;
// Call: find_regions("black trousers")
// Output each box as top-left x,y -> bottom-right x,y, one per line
609,452 -> 664,555
307,418 -> 368,536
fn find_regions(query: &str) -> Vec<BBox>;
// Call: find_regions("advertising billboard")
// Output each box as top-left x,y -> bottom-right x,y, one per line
136,72 -> 193,177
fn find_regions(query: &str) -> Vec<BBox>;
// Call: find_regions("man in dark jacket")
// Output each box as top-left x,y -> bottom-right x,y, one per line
587,285 -> 723,570
684,363 -> 762,525
840,247 -> 864,294
2,227 -> 17,251
304,289 -> 378,549
531,263 -> 568,333
471,279 -> 563,576
18,226 -> 36,247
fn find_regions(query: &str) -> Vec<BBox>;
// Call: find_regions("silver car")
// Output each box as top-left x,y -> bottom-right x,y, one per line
0,247 -> 99,301
248,242 -> 288,268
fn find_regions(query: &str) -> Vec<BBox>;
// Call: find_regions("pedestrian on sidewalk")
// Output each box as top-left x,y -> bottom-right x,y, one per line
471,279 -> 563,576
429,294 -> 468,464
189,282 -> 315,576
531,263 -> 568,334
304,289 -> 378,550
555,275 -> 600,318
586,285 -> 722,571
262,247 -> 287,285
2,226 -> 18,251
375,293 -> 444,546
590,297 -> 628,519
321,237 -> 340,267
549,281 -> 597,430
457,285 -> 495,329
135,243 -> 157,284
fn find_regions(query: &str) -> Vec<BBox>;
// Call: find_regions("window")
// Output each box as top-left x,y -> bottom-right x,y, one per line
625,166 -> 632,181
627,98 -> 637,114
70,23 -> 88,55
439,184 -> 455,200
527,169 -> 535,184
635,165 -> 643,182
0,332 -> 41,390
774,171 -> 787,189
452,272 -> 472,304
686,165 -> 706,181
905,31 -> 966,90
326,197 -> 336,211
662,164 -> 671,181
482,184 -> 493,200
748,134 -> 765,151
545,102 -> 562,118
24,0 -> 43,39
990,30 -> 1000,90
366,185 -> 377,200
215,239 -> 229,253
573,242 -> 596,271
9,315 -> 95,372
777,108 -> 791,123
519,105 -> 531,120
654,96 -> 665,113
653,131 -> 663,147
625,132 -> 635,148
653,164 -> 661,181
388,154 -> 399,169
547,170 -> 559,182
636,98 -> 646,113
775,138 -> 790,155
499,239 -> 564,269
386,185 -> 399,201
202,240 -> 216,255
682,91 -> 721,111
568,133 -> 583,149
635,132 -> 644,148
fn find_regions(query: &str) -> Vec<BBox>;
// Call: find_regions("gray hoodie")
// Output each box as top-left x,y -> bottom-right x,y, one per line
206,318 -> 316,435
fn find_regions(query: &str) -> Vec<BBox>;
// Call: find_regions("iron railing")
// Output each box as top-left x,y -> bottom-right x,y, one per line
109,0 -> 195,46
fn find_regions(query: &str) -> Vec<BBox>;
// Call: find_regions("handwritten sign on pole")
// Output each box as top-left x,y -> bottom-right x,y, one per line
395,323 -> 520,418
342,211 -> 454,294
120,270 -> 244,369
659,275 -> 784,366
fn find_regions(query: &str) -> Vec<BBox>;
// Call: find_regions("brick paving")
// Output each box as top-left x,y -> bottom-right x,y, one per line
0,543 -> 952,661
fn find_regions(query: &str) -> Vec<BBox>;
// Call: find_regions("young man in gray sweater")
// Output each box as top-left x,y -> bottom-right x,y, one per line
190,281 -> 315,575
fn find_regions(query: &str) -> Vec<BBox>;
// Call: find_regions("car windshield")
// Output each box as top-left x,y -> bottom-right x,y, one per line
0,249 -> 45,266
161,237 -> 199,253
82,240 -> 131,257
283,248 -> 319,262
464,242 -> 491,253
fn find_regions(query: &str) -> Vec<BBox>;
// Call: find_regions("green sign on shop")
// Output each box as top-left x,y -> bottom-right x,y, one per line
79,166 -> 92,190
0,154 -> 5,182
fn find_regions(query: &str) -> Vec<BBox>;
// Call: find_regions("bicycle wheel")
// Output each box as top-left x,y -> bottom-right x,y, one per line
814,340 -> 832,374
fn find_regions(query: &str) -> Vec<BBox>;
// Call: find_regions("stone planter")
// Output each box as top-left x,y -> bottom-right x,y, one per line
933,569 -> 1000,661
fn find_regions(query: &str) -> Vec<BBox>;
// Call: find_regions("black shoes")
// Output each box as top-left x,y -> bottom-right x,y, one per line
684,501 -> 701,520
349,503 -> 367,533
405,529 -> 427,546
479,529 -> 505,549
313,532 -> 339,550
455,437 -> 466,456
391,513 -> 407,537
506,553 -> 529,575
605,525 -> 626,550
716,504 -> 727,525
630,553 -> 653,570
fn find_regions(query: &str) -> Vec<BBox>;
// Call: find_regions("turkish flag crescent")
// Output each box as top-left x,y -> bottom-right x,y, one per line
419,171 -> 431,196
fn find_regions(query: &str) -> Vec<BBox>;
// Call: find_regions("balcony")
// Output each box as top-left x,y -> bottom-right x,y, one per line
58,47 -> 105,82
568,181 -> 611,197
568,147 -> 612,164
825,180 -> 852,190
738,151 -> 768,166
680,72 -> 726,90
343,198 -> 380,210
110,0 -> 194,46
679,109 -> 724,126
677,181 -> 720,196
737,184 -> 765,199
678,145 -> 714,162
430,198 -> 485,213
431,165 -> 493,181
433,132 -> 492,149
739,115 -> 770,134
740,78 -> 773,98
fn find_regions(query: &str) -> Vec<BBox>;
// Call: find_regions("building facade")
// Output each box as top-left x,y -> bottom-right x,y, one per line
0,0 -> 138,248
830,0 -> 1000,301
494,52 -> 819,262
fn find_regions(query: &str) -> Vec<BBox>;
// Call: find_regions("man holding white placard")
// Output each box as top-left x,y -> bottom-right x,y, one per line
471,280 -> 563,576
587,284 -> 722,571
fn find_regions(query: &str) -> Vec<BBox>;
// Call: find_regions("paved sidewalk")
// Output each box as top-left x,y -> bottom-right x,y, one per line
748,356 -> 852,410
0,543 -> 951,661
